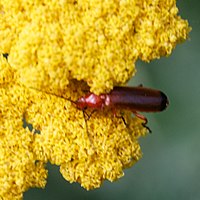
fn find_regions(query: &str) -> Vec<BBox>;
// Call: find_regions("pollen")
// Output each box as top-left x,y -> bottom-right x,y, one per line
0,0 -> 190,199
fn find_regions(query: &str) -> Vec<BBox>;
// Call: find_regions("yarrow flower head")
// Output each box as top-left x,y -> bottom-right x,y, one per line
0,0 -> 190,199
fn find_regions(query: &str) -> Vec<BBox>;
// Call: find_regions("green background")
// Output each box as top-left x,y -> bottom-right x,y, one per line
25,1 -> 200,199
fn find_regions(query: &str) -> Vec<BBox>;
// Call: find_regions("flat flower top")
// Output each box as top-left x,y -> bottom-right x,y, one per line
0,0 -> 190,94
0,56 -> 146,199
0,0 -> 190,199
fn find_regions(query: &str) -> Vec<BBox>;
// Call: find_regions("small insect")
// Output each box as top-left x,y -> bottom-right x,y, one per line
69,86 -> 169,135
75,86 -> 169,121
35,86 -> 169,134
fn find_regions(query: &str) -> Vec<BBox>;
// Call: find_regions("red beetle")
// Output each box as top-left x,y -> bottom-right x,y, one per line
75,86 -> 169,118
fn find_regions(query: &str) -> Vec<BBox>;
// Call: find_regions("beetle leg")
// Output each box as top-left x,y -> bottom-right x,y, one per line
133,111 -> 147,123
83,109 -> 96,121
111,108 -> 127,125
119,115 -> 127,125
142,123 -> 152,133
132,111 -> 152,133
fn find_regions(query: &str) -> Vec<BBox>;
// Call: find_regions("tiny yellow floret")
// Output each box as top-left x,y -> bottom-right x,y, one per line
0,0 -> 190,199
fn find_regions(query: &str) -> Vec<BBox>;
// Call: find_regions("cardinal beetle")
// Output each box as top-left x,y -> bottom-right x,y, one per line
70,86 -> 169,134
76,86 -> 168,116
27,86 -> 168,137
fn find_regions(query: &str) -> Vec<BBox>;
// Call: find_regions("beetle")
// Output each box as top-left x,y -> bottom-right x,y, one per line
75,86 -> 169,121
35,85 -> 168,134
73,86 -> 169,134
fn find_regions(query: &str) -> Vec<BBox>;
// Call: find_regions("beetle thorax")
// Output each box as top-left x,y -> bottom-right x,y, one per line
102,94 -> 110,107
85,93 -> 104,109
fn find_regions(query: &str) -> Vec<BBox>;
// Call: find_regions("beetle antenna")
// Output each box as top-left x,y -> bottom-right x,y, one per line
29,87 -> 78,104
82,110 -> 95,148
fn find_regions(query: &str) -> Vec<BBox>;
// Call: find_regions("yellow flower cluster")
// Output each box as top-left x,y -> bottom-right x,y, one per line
0,0 -> 190,199
0,55 -> 146,198
0,0 -> 190,94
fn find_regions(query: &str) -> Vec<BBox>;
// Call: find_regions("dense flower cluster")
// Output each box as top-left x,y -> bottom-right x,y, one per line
0,0 -> 190,199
